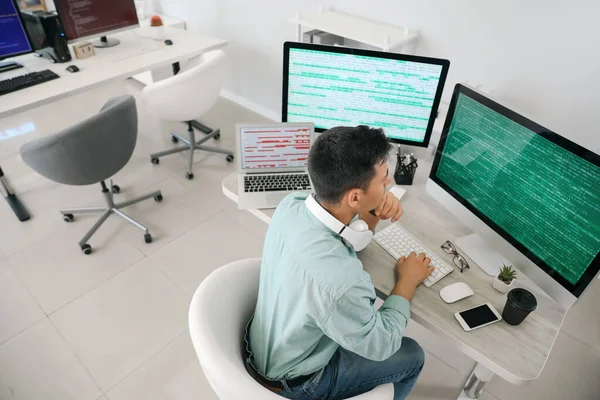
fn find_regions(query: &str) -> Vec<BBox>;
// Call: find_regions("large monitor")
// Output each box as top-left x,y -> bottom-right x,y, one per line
53,0 -> 138,48
428,84 -> 600,308
0,0 -> 33,71
282,41 -> 450,147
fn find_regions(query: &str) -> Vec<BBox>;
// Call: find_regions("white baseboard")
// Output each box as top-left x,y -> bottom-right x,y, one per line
220,89 -> 280,122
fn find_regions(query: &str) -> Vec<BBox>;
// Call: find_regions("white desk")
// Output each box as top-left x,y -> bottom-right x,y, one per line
221,155 -> 567,399
0,27 -> 226,119
0,26 -> 227,221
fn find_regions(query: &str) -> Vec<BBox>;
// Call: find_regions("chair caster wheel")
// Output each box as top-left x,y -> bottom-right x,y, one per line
154,194 -> 163,202
151,157 -> 160,165
81,244 -> 92,255
63,213 -> 74,222
112,185 -> 120,194
144,233 -> 152,244
171,135 -> 179,144
186,172 -> 194,180
226,155 -> 234,162
214,133 -> 221,140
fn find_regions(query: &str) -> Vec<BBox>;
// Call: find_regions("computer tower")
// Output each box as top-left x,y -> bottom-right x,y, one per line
21,10 -> 72,63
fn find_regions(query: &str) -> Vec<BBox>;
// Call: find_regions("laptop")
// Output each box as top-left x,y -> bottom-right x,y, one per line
236,122 -> 315,209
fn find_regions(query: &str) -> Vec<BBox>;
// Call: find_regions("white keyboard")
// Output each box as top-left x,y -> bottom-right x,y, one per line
373,223 -> 454,287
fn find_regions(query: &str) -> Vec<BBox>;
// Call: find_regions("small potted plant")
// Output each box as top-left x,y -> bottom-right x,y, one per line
493,264 -> 517,294
149,15 -> 164,40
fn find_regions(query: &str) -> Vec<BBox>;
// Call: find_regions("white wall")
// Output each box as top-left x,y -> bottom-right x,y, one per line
158,0 -> 599,152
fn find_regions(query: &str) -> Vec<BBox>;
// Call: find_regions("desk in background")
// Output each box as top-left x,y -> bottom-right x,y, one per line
221,153 -> 567,399
0,26 -> 227,221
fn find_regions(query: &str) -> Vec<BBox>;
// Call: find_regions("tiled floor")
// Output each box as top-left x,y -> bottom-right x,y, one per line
0,79 -> 598,400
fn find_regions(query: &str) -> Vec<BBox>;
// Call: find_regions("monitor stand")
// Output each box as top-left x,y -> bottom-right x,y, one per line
0,60 -> 24,73
93,36 -> 120,48
455,233 -> 511,276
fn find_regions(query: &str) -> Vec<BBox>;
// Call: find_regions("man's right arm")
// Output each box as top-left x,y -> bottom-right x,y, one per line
317,252 -> 434,362
318,280 -> 412,362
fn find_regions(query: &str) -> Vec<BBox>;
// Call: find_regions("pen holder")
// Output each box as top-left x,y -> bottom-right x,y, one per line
394,155 -> 418,185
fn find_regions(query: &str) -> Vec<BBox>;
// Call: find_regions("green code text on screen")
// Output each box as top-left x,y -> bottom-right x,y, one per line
436,94 -> 600,285
287,48 -> 443,144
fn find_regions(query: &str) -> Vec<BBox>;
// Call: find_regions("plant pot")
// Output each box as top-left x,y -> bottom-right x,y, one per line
492,275 -> 514,294
149,25 -> 164,40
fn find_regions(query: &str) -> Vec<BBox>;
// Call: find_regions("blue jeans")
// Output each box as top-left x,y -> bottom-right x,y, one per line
277,338 -> 425,400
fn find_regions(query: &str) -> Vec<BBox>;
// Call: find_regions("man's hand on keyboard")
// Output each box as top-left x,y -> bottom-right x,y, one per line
374,192 -> 403,222
392,252 -> 435,301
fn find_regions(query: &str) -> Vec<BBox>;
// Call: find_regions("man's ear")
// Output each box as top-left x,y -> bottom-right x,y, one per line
346,188 -> 362,209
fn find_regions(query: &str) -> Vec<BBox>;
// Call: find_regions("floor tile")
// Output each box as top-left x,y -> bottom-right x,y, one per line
137,112 -> 236,187
0,262 -> 45,344
405,320 -> 476,378
0,165 -> 101,257
0,319 -> 101,400
227,206 -> 270,239
561,278 -> 600,352
50,258 -> 190,391
139,95 -> 272,188
106,334 -> 217,400
96,177 -> 232,256
407,349 -> 467,399
478,391 -> 500,400
203,97 -> 273,136
0,92 -> 102,163
149,206 -> 265,295
485,332 -> 600,400
10,218 -> 144,314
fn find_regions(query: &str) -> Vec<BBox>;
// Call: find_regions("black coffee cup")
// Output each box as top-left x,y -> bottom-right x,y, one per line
502,288 -> 537,326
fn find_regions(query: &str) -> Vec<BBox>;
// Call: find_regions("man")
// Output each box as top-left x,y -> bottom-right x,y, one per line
245,126 -> 434,399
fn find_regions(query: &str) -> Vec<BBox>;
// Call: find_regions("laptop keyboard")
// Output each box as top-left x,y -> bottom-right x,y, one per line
244,174 -> 311,192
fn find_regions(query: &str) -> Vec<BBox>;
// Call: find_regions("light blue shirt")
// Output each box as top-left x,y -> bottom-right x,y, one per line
249,193 -> 412,380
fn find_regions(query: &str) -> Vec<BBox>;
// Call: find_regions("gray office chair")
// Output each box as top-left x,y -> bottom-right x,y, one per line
20,95 -> 163,255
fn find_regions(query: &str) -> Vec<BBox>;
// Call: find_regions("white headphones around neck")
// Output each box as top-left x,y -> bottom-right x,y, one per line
305,194 -> 373,251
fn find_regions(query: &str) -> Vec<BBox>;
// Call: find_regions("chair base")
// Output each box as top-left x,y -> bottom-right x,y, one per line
60,180 -> 162,254
150,121 -> 234,179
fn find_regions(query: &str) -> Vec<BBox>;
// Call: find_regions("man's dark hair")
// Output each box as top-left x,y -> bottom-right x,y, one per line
308,125 -> 392,204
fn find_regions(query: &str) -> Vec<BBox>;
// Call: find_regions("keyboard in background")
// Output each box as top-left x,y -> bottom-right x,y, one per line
374,223 -> 454,287
0,70 -> 60,96
244,173 -> 311,193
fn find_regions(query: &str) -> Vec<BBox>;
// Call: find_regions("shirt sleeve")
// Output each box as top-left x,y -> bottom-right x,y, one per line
318,281 -> 411,362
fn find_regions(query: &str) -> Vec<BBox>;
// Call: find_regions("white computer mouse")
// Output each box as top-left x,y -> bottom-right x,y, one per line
439,282 -> 474,303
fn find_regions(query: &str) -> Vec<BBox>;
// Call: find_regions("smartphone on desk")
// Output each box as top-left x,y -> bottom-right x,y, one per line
455,303 -> 502,332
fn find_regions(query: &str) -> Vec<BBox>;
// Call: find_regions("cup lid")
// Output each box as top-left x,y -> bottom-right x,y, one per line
507,288 -> 537,311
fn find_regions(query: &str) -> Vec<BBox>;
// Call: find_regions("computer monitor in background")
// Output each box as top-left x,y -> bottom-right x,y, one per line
428,83 -> 600,309
53,0 -> 138,48
0,0 -> 33,72
282,41 -> 450,148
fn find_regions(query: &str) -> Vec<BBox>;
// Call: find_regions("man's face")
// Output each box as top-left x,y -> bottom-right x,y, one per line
357,161 -> 392,213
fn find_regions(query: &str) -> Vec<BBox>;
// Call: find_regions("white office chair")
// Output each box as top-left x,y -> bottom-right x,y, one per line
188,258 -> 394,400
141,49 -> 234,180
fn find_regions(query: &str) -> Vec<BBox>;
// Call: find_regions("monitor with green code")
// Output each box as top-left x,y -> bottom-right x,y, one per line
430,84 -> 600,297
282,42 -> 450,147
